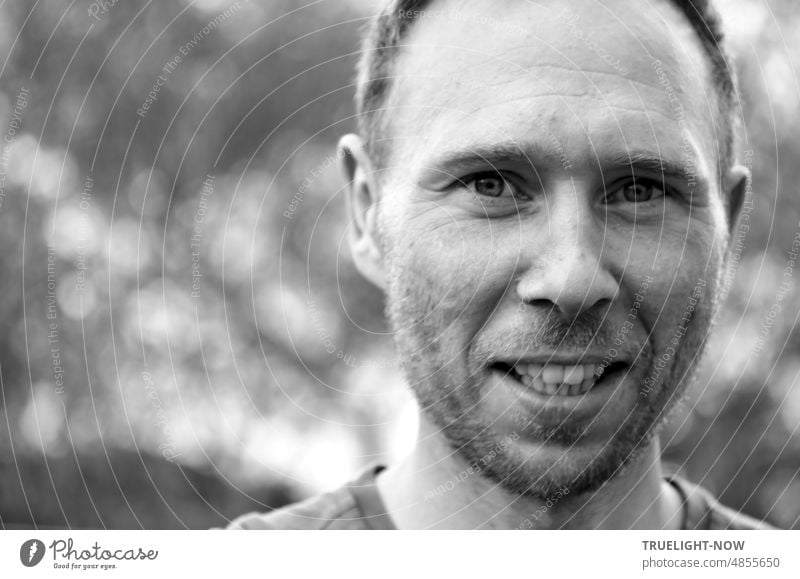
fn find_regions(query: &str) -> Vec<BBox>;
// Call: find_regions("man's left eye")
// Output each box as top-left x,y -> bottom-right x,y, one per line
606,180 -> 666,204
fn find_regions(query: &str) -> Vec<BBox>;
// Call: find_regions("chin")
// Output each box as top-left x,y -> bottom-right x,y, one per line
425,359 -> 676,500
482,416 -> 660,500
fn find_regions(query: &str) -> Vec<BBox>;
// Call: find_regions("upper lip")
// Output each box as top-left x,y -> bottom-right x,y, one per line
489,352 -> 629,366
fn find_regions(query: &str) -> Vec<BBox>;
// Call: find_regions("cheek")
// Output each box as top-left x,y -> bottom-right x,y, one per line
626,222 -> 724,342
386,206 -> 516,351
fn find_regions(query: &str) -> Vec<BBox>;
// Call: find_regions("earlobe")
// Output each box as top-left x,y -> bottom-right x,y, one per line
339,134 -> 386,290
725,164 -> 750,233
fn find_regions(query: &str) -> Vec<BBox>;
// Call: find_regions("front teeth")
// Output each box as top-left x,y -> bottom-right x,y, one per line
513,363 -> 600,396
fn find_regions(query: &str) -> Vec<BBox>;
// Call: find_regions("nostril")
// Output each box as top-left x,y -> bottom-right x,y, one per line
521,298 -> 556,309
594,297 -> 613,310
516,258 -> 619,319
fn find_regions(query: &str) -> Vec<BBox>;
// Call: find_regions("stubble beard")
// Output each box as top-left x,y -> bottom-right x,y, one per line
385,262 -> 722,502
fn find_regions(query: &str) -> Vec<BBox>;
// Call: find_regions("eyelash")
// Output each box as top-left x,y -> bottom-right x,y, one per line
454,171 -> 530,200
603,178 -> 671,204
455,172 -> 673,206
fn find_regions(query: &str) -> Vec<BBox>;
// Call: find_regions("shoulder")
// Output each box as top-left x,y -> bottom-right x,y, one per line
702,492 -> 777,530
226,465 -> 392,530
667,475 -> 778,530
227,485 -> 366,530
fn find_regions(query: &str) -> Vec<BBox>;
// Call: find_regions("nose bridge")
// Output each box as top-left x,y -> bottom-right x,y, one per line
517,183 -> 617,317
547,185 -> 586,264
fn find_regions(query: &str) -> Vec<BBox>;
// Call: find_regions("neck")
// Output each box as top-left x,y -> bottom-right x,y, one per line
377,415 -> 683,529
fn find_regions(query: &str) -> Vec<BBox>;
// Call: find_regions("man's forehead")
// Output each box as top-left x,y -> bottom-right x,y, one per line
383,0 -> 718,174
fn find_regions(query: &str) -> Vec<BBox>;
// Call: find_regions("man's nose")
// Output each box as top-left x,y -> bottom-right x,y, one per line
515,188 -> 618,320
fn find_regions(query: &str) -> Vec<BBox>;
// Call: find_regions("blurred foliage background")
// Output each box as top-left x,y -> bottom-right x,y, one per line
0,0 -> 797,529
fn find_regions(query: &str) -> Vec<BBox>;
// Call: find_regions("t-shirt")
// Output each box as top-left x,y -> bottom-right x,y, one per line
227,465 -> 776,530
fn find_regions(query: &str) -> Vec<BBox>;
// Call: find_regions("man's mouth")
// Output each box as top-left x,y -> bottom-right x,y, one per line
489,360 -> 629,397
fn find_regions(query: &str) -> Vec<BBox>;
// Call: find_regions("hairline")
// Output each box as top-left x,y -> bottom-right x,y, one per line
355,0 -> 740,181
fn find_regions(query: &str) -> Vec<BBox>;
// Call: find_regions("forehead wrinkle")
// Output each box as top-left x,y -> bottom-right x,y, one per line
395,77 -> 710,185
382,0 -> 719,180
394,41 -> 676,107
390,38 -> 694,132
409,35 -> 683,103
488,43 -> 674,94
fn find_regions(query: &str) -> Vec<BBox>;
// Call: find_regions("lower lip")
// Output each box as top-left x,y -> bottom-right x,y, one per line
486,365 -> 630,425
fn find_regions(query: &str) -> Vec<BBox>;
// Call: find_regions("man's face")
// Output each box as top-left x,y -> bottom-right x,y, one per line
373,0 -> 736,498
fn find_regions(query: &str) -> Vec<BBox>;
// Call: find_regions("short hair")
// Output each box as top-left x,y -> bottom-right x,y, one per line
355,0 -> 739,178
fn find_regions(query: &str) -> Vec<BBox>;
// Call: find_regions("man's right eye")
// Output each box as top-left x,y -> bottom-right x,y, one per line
456,171 -> 527,200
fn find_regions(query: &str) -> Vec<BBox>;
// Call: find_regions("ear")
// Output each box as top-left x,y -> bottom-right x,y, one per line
339,134 -> 385,290
724,163 -> 750,234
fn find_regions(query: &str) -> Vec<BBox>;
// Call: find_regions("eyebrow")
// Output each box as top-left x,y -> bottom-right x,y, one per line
420,142 -> 705,188
607,151 -> 695,183
421,144 -> 538,175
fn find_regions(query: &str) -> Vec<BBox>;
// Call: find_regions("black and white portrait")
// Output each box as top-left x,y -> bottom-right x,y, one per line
1,0 -> 798,536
